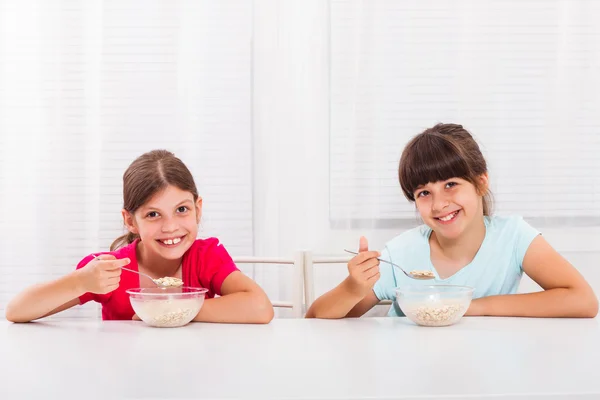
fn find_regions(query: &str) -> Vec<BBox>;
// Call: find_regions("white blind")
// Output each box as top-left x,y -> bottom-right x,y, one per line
0,0 -> 253,318
330,0 -> 600,224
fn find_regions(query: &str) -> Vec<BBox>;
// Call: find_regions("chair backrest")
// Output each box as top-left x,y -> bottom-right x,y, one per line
234,252 -> 305,318
303,252 -> 392,311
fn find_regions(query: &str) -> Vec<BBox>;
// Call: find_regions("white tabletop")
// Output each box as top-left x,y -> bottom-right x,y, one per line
1,317 -> 599,400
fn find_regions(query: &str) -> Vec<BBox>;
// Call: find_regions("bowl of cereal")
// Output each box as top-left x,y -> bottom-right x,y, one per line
395,285 -> 473,327
127,287 -> 208,328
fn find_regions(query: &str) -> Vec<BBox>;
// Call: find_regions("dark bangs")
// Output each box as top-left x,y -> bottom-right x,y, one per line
126,175 -> 169,213
399,133 -> 473,201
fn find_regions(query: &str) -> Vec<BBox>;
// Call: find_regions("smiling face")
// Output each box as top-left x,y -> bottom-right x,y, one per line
398,124 -> 493,235
414,175 -> 487,241
122,185 -> 202,261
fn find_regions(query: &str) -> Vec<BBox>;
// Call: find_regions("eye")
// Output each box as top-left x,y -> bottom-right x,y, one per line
445,181 -> 458,189
177,206 -> 189,213
416,190 -> 430,198
146,211 -> 159,218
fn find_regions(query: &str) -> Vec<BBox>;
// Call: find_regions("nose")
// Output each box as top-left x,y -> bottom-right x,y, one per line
432,193 -> 450,213
161,216 -> 178,233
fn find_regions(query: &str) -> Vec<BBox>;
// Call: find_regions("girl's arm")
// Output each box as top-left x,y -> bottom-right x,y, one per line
5,273 -> 83,323
467,236 -> 598,318
305,279 -> 380,319
5,255 -> 128,323
306,240 -> 381,319
192,271 -> 274,324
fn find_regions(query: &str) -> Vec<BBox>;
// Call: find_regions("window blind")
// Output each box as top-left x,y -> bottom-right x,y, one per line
0,0 -> 253,318
330,0 -> 600,225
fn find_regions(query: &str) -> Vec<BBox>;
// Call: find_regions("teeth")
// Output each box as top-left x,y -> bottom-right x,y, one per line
162,237 -> 182,245
440,211 -> 457,222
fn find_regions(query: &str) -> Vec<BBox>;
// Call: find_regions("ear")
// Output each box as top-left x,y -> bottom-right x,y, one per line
195,197 -> 203,224
477,173 -> 490,195
121,209 -> 138,234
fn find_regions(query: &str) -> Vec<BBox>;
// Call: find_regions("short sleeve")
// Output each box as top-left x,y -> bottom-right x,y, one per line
372,246 -> 399,301
75,254 -> 113,305
201,240 -> 240,296
514,217 -> 541,271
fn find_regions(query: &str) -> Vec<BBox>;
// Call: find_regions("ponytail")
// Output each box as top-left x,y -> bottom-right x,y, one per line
110,231 -> 139,251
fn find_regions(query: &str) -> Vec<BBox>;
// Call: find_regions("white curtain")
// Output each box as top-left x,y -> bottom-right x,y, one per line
253,0 -> 600,302
330,0 -> 600,227
326,0 -> 600,297
0,0 -> 254,317
2,0 -> 599,318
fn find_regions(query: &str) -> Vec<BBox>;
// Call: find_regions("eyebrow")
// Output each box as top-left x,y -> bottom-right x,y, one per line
142,199 -> 194,212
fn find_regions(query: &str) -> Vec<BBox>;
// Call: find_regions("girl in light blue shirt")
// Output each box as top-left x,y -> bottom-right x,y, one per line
306,123 -> 598,319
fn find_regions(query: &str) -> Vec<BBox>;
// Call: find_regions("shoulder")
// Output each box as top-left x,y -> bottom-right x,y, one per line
185,237 -> 233,263
184,238 -> 238,295
487,214 -> 523,230
486,215 -> 538,238
486,215 -> 540,267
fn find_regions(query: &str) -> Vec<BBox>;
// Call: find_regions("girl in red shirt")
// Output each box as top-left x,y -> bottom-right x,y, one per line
6,150 -> 274,324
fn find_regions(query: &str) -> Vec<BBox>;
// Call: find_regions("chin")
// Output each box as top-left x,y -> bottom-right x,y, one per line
440,230 -> 463,241
151,241 -> 193,260
160,250 -> 186,260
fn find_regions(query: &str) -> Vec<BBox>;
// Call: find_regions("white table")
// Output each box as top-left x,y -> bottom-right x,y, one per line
1,317 -> 599,399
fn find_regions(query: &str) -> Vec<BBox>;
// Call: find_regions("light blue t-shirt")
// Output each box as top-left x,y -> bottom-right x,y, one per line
373,215 -> 540,317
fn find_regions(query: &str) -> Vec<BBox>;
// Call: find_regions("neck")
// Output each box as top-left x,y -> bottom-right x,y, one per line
431,215 -> 486,264
136,241 -> 182,277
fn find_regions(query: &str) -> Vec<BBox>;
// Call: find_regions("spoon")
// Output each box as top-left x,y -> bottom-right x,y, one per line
343,249 -> 435,280
91,254 -> 182,288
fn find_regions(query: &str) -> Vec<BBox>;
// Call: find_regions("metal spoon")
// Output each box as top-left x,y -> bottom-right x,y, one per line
343,249 -> 435,280
91,254 -> 181,288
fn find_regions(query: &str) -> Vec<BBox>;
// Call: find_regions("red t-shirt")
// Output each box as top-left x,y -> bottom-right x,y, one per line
76,237 -> 239,320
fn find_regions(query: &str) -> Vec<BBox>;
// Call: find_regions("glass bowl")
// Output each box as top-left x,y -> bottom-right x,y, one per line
395,285 -> 474,327
126,287 -> 208,328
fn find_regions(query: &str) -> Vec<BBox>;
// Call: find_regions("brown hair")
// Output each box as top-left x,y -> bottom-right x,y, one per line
398,123 -> 492,215
110,150 -> 199,251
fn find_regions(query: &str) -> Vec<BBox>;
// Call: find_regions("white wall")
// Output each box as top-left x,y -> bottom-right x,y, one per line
0,1 -> 598,318
251,0 -> 600,305
0,1 -> 254,317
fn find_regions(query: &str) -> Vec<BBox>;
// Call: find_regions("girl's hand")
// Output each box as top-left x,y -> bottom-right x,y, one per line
345,237 -> 381,297
76,255 -> 130,295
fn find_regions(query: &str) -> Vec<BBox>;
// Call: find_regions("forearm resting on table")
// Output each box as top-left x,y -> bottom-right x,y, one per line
467,287 -> 599,318
193,290 -> 274,324
5,271 -> 84,323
